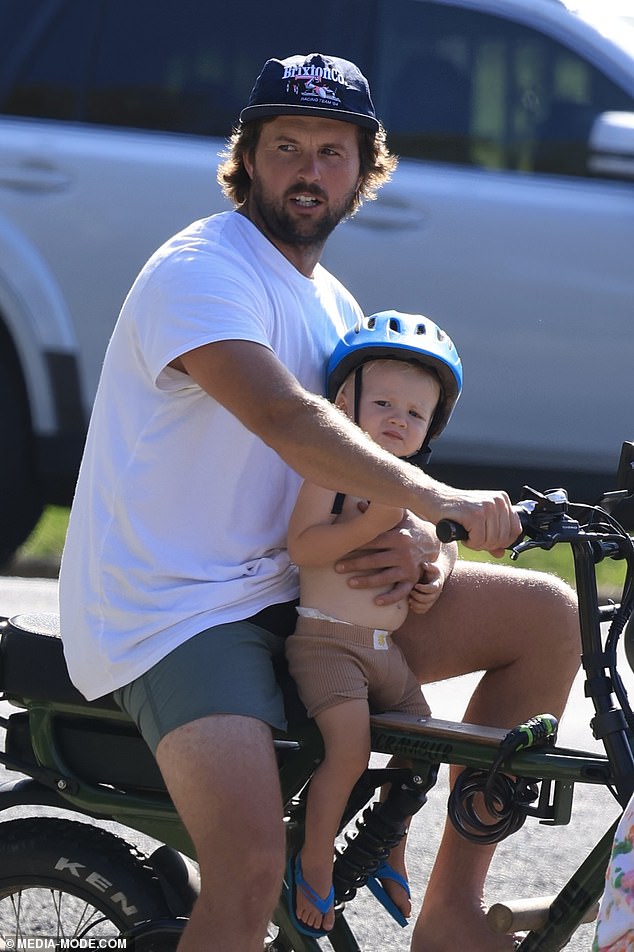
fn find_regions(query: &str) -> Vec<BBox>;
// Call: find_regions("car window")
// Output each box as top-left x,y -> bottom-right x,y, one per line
0,0 -> 372,136
0,0 -> 98,121
375,0 -> 634,177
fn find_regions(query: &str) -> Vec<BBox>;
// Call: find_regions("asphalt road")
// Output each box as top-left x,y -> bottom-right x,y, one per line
0,575 -> 626,950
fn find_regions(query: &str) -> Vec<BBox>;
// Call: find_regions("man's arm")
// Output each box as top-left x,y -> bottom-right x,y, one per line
174,338 -> 520,552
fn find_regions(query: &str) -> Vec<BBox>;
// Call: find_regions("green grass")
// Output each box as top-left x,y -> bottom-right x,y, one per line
16,506 -> 628,600
16,505 -> 69,562
457,541 -> 626,602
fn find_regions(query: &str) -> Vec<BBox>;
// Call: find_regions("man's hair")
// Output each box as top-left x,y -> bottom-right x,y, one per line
217,118 -> 398,212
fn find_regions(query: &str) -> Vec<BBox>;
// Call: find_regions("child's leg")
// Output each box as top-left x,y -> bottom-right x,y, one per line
371,660 -> 430,920
295,698 -> 371,932
370,756 -> 415,920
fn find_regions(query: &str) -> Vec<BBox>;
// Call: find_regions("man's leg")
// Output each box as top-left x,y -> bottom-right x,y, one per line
156,714 -> 285,952
393,560 -> 580,952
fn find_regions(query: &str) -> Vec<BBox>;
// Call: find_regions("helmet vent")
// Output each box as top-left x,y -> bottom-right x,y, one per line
415,324 -> 427,335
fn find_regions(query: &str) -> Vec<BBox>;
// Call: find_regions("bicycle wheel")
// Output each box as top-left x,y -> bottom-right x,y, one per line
0,817 -> 171,941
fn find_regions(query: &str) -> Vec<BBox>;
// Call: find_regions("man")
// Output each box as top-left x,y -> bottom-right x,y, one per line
60,53 -> 579,951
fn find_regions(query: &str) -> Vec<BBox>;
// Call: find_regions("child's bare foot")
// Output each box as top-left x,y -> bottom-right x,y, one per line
288,853 -> 335,934
367,860 -> 412,921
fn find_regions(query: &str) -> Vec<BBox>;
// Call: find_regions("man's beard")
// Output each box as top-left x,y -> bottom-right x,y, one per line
249,179 -> 358,249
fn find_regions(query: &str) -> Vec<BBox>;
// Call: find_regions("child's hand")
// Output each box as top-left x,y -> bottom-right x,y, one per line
408,561 -> 445,614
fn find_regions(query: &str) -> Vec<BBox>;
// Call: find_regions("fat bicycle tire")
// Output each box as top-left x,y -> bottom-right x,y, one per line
0,817 -> 171,940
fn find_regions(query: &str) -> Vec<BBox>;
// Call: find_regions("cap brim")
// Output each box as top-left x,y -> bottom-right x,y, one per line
240,103 -> 379,131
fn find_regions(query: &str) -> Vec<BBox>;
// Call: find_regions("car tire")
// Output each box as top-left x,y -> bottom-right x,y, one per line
0,346 -> 43,566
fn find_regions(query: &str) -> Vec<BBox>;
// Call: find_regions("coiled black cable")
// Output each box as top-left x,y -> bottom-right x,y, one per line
448,768 -> 539,844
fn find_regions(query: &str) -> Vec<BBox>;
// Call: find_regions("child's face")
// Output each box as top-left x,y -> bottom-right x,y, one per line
339,360 -> 440,458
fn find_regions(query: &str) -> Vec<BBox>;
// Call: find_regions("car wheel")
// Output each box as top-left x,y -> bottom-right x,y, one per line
0,348 -> 43,566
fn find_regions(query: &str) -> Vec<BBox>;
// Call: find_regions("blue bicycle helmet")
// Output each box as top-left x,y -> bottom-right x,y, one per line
327,311 -> 463,447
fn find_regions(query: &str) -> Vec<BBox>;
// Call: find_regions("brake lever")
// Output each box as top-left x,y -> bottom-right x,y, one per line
509,501 -> 581,560
436,487 -> 581,552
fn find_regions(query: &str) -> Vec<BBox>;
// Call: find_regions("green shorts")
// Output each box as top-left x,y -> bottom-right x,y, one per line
114,602 -> 299,754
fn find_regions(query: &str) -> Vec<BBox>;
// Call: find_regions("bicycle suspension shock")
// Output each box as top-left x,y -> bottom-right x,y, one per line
332,767 -> 437,902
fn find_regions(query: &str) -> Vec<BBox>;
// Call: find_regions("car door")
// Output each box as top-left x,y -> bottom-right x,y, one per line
0,0 -> 371,416
322,0 -> 634,495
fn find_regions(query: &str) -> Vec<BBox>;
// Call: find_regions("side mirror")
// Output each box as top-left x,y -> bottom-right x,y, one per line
616,441 -> 634,493
599,442 -> 634,522
588,111 -> 634,181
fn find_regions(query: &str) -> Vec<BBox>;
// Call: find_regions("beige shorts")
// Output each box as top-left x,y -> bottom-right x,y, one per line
285,615 -> 430,719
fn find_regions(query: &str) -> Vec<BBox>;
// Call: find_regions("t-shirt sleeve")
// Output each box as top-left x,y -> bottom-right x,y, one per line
133,243 -> 272,389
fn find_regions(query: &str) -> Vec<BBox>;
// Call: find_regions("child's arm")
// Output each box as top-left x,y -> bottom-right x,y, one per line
288,479 -> 404,567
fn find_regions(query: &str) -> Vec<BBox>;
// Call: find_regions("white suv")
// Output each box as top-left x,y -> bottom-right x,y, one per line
1,0 -> 634,560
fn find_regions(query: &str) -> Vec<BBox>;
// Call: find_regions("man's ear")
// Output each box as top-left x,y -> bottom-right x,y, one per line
243,149 -> 255,181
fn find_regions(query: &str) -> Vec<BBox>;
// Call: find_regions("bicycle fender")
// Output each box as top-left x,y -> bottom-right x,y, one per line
0,775 -> 90,813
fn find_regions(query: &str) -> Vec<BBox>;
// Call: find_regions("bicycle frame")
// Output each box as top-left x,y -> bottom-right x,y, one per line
1,472 -> 634,951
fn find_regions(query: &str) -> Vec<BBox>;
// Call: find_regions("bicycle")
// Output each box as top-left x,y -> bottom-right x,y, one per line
1,441 -> 633,951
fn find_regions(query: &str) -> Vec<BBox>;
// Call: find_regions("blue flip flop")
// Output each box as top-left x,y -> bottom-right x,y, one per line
366,861 -> 410,927
286,852 -> 335,938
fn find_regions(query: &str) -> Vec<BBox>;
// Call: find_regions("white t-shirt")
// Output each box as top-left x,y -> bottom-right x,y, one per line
59,211 -> 362,700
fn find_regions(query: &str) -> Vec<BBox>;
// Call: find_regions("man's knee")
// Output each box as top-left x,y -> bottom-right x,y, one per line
197,823 -> 285,929
530,572 -> 578,632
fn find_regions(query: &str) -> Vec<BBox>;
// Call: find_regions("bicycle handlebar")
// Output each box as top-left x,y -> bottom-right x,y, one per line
436,519 -> 469,543
435,491 -> 567,549
436,488 -> 632,563
436,506 -> 531,545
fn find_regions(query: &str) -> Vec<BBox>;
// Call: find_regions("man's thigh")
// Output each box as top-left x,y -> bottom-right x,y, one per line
156,713 -> 285,878
393,558 -> 571,683
115,620 -> 288,754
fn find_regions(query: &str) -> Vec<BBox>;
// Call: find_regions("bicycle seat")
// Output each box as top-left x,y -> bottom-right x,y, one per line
0,612 -> 119,711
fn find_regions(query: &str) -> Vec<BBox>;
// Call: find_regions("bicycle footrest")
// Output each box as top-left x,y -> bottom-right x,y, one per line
487,895 -> 600,933
370,712 -> 508,747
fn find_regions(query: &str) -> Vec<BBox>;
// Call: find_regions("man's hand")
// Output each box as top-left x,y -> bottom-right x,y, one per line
334,514 -> 445,607
428,486 -> 521,557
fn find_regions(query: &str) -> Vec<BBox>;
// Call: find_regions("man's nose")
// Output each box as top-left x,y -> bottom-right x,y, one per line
297,152 -> 322,181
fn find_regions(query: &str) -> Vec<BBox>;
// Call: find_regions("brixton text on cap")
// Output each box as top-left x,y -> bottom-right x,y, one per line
240,53 -> 380,131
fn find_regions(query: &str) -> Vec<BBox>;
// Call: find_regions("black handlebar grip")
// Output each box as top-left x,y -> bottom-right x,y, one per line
436,519 -> 469,543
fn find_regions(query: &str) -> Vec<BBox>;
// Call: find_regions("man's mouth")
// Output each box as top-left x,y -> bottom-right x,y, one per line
291,194 -> 322,207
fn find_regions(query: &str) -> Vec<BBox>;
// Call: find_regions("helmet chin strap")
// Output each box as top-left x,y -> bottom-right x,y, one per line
331,366 -> 365,517
353,365 -> 363,426
404,442 -> 432,468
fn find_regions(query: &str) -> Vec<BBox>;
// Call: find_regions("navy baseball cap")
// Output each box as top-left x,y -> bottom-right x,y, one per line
240,53 -> 380,131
